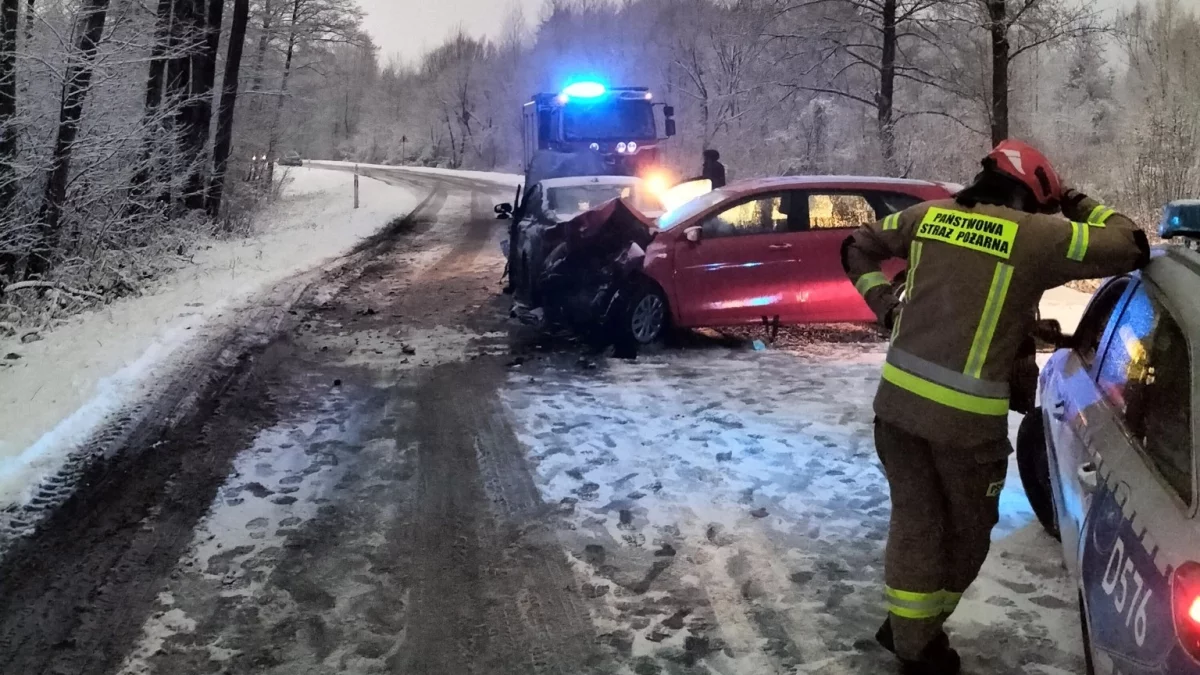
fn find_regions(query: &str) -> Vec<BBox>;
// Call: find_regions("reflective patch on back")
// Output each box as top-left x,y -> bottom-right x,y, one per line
986,480 -> 1005,497
916,208 -> 1019,260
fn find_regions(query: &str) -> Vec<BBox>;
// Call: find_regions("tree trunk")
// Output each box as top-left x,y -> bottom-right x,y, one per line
250,0 -> 272,93
876,0 -> 899,175
988,0 -> 1010,145
31,0 -> 111,276
22,0 -> 30,44
128,0 -> 173,206
0,0 -> 17,279
164,0 -> 194,201
178,0 -> 223,210
207,0 -> 249,217
264,3 -> 297,165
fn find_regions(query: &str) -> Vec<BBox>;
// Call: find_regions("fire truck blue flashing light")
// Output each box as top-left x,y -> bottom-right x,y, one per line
560,82 -> 607,102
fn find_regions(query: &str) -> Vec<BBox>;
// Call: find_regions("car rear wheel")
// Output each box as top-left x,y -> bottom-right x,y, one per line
625,283 -> 668,346
1016,408 -> 1061,541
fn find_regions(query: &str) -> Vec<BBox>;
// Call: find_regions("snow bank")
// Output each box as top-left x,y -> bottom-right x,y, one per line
0,167 -> 420,507
304,160 -> 523,187
1040,286 -> 1091,334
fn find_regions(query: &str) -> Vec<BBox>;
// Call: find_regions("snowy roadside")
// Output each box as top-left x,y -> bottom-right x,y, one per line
503,346 -> 1086,674
0,167 -> 421,508
304,159 -> 523,187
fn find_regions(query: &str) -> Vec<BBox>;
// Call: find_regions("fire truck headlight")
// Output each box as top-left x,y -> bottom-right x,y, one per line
617,142 -> 628,153
589,143 -> 600,151
628,142 -> 638,153
643,171 -> 671,197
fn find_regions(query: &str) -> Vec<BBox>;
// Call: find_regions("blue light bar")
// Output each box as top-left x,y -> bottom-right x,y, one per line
1160,200 -> 1200,239
561,82 -> 607,99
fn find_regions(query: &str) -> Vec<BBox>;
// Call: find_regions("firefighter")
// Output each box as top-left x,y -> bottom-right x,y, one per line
842,140 -> 1149,674
701,149 -> 727,188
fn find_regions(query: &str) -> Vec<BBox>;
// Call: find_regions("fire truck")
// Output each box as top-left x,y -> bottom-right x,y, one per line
522,82 -> 676,177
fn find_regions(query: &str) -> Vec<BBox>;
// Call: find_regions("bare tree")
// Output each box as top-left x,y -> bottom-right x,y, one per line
208,0 -> 251,217
773,0 -> 966,175
128,0 -> 174,207
32,0 -> 112,276
937,0 -> 1107,145
265,0 -> 363,161
0,0 -> 16,279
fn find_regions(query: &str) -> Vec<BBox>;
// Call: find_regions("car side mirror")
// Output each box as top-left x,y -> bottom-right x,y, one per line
665,118 -> 677,138
685,226 -> 702,243
495,203 -> 513,220
1034,318 -> 1069,349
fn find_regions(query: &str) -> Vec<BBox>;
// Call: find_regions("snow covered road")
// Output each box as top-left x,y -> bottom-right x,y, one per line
504,346 -> 1085,675
0,165 -> 1092,675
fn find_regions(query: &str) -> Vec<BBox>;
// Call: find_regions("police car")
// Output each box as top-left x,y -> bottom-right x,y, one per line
1016,200 -> 1200,674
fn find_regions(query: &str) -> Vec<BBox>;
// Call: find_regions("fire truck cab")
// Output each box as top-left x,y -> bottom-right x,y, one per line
522,82 -> 676,178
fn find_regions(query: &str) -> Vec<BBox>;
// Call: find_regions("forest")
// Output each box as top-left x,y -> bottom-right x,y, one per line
0,0 -> 1197,323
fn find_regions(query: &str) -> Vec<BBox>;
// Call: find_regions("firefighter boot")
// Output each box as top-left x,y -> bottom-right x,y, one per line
899,637 -> 961,675
875,617 -> 948,657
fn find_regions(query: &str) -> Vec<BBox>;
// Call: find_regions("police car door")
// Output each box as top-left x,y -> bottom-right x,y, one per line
1043,277 -> 1133,574
1078,280 -> 1196,673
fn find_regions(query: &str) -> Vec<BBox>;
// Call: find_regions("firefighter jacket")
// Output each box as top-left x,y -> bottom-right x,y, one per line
844,193 -> 1148,449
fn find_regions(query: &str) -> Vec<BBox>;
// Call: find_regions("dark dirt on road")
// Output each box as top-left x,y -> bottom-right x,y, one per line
0,172 -> 608,675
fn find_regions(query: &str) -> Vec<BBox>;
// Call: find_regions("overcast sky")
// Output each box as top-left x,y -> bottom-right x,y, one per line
359,0 -> 1142,66
358,0 -> 544,65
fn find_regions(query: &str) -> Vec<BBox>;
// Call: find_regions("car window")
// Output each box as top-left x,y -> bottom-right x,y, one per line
807,193 -> 877,230
702,193 -> 789,238
1074,278 -> 1132,370
657,188 -> 729,231
547,184 -> 661,218
522,185 -> 543,219
1137,312 -> 1193,504
1097,285 -> 1159,416
875,192 -> 924,214
1095,284 -> 1196,504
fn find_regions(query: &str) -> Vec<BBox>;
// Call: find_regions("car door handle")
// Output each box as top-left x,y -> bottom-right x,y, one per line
1077,462 -> 1099,494
768,244 -> 793,250
1051,400 -> 1067,420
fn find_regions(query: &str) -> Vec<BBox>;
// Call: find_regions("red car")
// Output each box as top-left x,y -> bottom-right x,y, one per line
623,176 -> 959,344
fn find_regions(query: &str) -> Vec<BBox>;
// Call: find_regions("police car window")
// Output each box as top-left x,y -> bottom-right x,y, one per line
1074,278 -> 1131,370
702,193 -> 789,238
1137,312 -> 1193,504
1096,286 -> 1159,416
807,194 -> 876,230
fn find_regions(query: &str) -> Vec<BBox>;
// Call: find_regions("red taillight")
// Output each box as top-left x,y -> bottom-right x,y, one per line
1173,562 -> 1200,662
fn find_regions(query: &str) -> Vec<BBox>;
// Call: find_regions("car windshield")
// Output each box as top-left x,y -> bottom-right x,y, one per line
546,184 -> 662,218
657,189 -> 731,231
562,100 -> 656,141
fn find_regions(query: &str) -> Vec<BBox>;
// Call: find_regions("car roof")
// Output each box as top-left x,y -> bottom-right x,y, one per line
719,175 -> 953,196
1144,245 -> 1200,335
539,175 -> 643,189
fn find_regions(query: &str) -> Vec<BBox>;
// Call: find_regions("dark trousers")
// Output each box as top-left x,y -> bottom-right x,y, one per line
874,418 -> 1009,659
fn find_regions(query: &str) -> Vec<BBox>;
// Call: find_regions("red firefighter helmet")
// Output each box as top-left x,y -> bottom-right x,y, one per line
986,139 -> 1062,213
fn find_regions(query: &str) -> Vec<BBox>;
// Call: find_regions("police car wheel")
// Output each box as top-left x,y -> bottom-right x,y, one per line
1016,409 -> 1061,541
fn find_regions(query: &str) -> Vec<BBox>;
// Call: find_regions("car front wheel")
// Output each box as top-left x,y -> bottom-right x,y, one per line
625,283 -> 669,346
1016,408 -> 1061,541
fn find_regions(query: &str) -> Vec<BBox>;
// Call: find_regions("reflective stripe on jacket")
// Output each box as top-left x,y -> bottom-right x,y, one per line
844,194 -> 1147,447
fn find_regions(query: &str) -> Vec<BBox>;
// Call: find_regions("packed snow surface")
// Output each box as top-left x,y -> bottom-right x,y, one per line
0,167 -> 421,508
503,345 -> 1086,673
